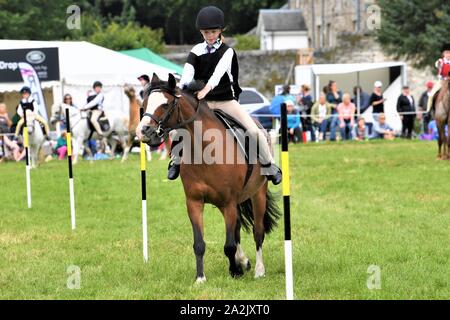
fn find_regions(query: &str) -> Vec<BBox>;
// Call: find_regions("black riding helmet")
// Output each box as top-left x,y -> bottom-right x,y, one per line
196,6 -> 225,30
442,43 -> 450,52
93,81 -> 103,89
20,86 -> 31,94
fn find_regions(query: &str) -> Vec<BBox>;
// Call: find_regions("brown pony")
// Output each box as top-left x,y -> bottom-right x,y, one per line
434,80 -> 450,159
137,73 -> 280,283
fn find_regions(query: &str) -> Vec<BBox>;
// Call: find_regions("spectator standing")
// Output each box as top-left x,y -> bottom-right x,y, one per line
326,80 -> 343,141
369,81 -> 386,121
311,93 -> 333,141
137,74 -> 150,101
297,84 -> 314,140
418,81 -> 434,133
270,84 -> 296,116
396,85 -> 416,139
337,93 -> 356,140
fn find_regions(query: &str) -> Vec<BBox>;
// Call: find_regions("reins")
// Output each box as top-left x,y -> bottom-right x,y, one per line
143,88 -> 201,137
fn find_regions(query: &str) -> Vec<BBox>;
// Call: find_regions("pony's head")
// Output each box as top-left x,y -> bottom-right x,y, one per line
50,102 -> 62,125
25,110 -> 36,134
137,73 -> 179,147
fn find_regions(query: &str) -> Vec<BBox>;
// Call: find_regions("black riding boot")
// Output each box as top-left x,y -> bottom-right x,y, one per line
262,163 -> 282,185
167,137 -> 182,180
167,161 -> 180,180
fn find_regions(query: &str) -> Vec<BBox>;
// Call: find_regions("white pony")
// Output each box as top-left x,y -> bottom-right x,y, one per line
50,104 -> 128,164
25,109 -> 45,168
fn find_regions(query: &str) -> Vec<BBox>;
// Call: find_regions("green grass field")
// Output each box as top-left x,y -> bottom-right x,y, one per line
0,140 -> 449,300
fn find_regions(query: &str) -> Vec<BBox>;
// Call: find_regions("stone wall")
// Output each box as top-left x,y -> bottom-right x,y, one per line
164,34 -> 436,101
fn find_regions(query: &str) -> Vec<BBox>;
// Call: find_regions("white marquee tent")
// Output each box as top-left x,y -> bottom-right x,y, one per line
0,40 -> 176,117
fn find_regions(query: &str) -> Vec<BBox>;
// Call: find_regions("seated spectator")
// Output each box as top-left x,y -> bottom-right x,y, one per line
0,134 -> 25,162
337,93 -> 356,140
353,117 -> 370,141
0,103 -> 12,133
372,114 -> 397,140
279,100 -> 302,144
353,86 -> 374,135
420,120 -> 448,141
55,131 -> 68,160
311,93 -> 333,141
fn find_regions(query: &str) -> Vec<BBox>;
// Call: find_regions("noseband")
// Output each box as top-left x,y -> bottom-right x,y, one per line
143,88 -> 201,138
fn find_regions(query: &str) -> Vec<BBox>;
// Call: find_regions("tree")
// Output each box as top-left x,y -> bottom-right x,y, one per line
0,0 -> 76,40
133,0 -> 286,44
376,0 -> 450,69
86,21 -> 165,52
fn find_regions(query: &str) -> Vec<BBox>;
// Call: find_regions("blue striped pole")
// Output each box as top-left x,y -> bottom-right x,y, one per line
65,107 -> 76,230
281,102 -> 294,300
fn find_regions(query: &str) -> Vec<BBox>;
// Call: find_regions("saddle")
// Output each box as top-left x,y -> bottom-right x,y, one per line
86,110 -> 111,133
213,110 -> 268,187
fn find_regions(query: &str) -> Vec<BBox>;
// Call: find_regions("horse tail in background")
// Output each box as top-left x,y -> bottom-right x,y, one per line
237,190 -> 281,235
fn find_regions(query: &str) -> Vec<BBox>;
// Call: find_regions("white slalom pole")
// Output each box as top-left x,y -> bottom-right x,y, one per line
284,240 -> 294,300
65,107 -> 76,230
281,103 -> 294,300
140,108 -> 148,263
23,111 -> 32,208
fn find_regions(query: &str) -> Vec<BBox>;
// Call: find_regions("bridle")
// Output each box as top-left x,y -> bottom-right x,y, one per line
143,86 -> 201,138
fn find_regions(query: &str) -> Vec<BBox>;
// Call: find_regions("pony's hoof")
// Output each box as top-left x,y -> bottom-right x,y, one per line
230,265 -> 244,278
244,260 -> 251,271
254,264 -> 265,278
194,276 -> 206,284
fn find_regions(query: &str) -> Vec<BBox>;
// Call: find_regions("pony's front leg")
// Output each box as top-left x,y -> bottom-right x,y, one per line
187,199 -> 206,283
72,138 -> 82,164
121,135 -> 133,163
30,149 -> 38,169
108,137 -> 117,159
221,204 -> 243,278
235,218 -> 251,272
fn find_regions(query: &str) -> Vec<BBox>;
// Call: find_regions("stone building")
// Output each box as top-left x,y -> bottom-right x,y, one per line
256,9 -> 309,51
288,0 -> 374,50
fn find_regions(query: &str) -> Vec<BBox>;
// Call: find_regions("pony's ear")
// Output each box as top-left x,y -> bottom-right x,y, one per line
151,73 -> 159,86
168,73 -> 176,90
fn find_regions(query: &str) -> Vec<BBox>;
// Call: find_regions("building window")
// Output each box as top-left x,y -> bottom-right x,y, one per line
327,23 -> 332,47
317,25 -> 322,49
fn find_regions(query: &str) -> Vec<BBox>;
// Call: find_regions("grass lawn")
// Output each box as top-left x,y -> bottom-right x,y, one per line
0,139 -> 448,299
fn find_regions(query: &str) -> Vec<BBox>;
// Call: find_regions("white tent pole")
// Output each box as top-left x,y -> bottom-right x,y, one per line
357,72 -> 361,117
315,75 -> 320,101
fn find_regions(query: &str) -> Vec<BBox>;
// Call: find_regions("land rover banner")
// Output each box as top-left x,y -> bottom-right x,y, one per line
0,47 -> 59,83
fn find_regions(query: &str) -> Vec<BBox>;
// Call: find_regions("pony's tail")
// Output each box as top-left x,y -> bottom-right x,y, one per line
237,190 -> 281,235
